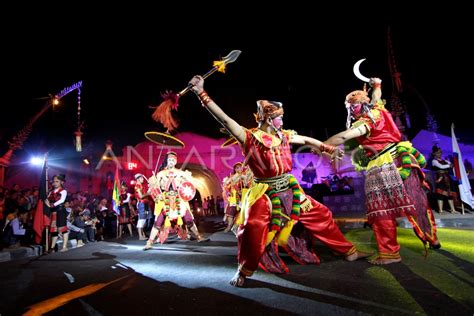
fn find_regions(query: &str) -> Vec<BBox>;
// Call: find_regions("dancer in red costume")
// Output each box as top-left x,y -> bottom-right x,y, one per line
188,75 -> 370,287
325,78 -> 441,265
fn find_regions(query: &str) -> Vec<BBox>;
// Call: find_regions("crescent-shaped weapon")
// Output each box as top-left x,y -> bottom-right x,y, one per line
353,58 -> 371,83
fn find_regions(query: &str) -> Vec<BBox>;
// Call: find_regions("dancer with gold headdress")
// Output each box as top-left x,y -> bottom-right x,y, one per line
188,75 -> 370,287
325,76 -> 441,265
144,152 -> 208,250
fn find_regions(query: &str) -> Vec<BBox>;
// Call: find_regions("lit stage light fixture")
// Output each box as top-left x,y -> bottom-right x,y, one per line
30,157 -> 43,165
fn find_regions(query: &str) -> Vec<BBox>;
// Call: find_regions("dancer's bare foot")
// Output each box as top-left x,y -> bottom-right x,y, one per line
229,271 -> 246,287
430,241 -> 441,250
143,241 -> 153,251
368,257 -> 402,265
197,235 -> 210,242
345,251 -> 372,262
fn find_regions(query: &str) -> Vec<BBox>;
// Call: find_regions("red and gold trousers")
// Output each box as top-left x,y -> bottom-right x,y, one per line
237,194 -> 356,277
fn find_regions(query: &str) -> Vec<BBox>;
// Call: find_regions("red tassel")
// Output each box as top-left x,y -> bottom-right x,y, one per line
151,91 -> 180,132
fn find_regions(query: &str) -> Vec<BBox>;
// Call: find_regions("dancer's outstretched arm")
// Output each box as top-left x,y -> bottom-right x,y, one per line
325,125 -> 369,146
291,134 -> 344,161
189,75 -> 245,144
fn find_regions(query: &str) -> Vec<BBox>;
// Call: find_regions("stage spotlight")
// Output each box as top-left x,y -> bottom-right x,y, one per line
83,159 -> 90,165
30,157 -> 43,166
53,98 -> 59,105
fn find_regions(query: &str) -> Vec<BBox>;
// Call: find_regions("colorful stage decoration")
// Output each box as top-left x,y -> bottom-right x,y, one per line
54,81 -> 83,152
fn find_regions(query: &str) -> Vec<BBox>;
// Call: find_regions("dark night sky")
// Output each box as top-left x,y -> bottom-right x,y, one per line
1,11 -> 472,162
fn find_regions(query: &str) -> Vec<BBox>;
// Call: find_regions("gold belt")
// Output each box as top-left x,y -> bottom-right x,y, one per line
254,174 -> 290,192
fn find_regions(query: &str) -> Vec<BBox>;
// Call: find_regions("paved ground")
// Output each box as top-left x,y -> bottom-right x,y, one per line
0,218 -> 473,315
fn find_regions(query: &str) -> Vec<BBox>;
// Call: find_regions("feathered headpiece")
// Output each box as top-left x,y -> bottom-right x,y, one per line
254,100 -> 284,124
345,89 -> 375,129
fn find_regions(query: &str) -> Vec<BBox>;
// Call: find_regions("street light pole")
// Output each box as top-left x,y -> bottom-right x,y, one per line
0,81 -> 83,187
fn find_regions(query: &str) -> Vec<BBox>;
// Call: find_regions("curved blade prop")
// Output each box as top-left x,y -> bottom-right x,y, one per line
178,50 -> 242,96
353,58 -> 371,83
152,50 -> 241,132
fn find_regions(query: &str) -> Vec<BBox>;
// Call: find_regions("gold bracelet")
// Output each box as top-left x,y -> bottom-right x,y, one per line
320,143 -> 336,154
198,91 -> 213,107
371,83 -> 381,89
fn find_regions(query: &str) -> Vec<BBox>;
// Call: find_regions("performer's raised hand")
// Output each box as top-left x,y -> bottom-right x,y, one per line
188,74 -> 246,144
369,77 -> 382,103
369,77 -> 382,86
189,75 -> 205,94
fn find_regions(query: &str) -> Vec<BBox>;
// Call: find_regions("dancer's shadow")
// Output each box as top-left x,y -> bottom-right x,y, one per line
436,248 -> 474,279
383,262 -> 472,314
244,276 -> 409,315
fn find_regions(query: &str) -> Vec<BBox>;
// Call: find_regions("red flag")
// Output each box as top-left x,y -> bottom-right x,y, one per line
33,157 -> 50,244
